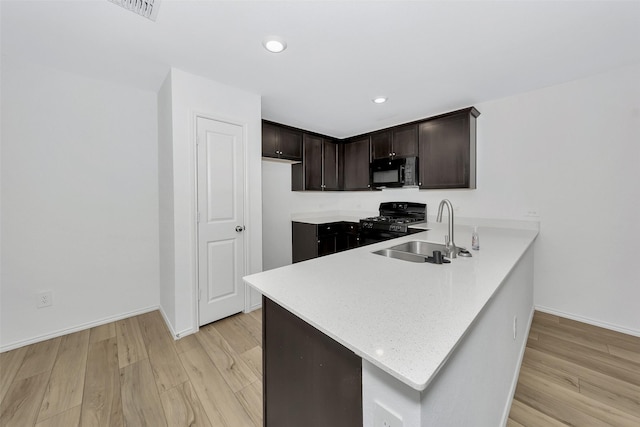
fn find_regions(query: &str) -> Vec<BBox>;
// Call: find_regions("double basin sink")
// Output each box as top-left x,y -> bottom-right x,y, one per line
373,240 -> 470,263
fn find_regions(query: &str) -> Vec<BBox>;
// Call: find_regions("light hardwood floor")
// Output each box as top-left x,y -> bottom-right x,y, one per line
508,311 -> 640,426
0,309 -> 263,427
2,309 -> 638,426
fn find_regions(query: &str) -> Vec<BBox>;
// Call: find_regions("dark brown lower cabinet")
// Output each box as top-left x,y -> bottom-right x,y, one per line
292,221 -> 360,263
263,297 -> 362,427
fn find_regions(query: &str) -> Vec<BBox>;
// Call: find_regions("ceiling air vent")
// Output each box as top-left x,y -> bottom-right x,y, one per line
109,0 -> 161,21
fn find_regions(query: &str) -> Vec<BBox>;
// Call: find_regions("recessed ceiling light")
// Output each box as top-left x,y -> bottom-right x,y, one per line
373,97 -> 388,104
263,38 -> 287,53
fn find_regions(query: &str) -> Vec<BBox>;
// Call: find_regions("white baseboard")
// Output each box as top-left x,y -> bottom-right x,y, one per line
500,306 -> 535,427
535,305 -> 640,338
158,306 -> 178,339
0,305 -> 160,353
157,305 -> 196,340
246,302 -> 262,313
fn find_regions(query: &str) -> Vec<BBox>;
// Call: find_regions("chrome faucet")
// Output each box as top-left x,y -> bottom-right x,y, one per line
436,199 -> 457,259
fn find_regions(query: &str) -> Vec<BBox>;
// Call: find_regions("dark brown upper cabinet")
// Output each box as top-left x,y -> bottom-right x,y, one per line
295,134 -> 339,191
341,136 -> 371,191
268,106 -> 479,192
418,107 -> 480,189
370,124 -> 418,160
262,120 -> 303,161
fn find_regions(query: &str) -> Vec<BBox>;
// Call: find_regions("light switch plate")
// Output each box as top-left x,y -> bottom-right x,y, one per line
374,401 -> 403,427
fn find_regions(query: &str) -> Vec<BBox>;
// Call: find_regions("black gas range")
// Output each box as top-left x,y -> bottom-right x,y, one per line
359,202 -> 426,245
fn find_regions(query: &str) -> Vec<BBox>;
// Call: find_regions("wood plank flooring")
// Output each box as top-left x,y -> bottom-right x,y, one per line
1,309 -> 638,426
508,311 -> 640,426
0,310 -> 262,427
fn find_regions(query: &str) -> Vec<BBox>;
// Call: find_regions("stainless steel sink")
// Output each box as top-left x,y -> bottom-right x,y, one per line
371,248 -> 431,263
388,240 -> 448,256
372,240 -> 471,263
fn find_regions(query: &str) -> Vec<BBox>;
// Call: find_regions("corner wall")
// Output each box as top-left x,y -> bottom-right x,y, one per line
157,71 -> 176,330
1,59 -> 160,350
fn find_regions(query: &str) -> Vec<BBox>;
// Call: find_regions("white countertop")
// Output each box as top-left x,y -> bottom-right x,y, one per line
244,222 -> 538,391
291,210 -> 373,224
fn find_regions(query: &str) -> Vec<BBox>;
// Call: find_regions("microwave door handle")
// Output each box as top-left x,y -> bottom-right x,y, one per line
400,165 -> 405,184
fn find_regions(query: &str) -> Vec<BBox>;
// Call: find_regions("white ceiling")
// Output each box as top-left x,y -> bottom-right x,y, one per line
2,0 -> 640,138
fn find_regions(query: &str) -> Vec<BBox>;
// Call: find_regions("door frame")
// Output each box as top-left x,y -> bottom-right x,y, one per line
192,111 -> 252,332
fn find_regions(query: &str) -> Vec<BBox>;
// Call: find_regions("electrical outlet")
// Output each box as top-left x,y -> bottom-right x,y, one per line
37,291 -> 53,308
513,316 -> 518,340
374,401 -> 403,427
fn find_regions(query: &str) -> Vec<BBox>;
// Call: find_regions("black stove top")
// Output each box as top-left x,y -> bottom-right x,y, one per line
360,202 -> 426,233
360,215 -> 423,224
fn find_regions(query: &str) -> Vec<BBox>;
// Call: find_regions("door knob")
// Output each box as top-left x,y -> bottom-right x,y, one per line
235,225 -> 245,232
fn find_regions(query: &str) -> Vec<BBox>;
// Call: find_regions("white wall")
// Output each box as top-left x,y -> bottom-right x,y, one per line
261,63 -> 640,333
1,59 -> 159,350
158,68 -> 263,337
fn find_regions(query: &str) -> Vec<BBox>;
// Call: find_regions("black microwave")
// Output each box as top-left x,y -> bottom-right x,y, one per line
370,157 -> 419,188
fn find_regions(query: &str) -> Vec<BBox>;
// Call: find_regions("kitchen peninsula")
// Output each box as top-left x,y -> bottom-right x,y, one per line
244,221 -> 538,426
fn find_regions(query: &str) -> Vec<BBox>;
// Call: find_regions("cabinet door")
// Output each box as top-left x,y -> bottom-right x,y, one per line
317,235 -> 337,257
262,122 -> 280,158
419,112 -> 473,189
304,135 -> 323,191
343,222 -> 361,250
370,131 -> 392,159
263,297 -> 363,427
317,223 -> 338,256
292,222 -> 319,263
323,140 -> 339,191
392,124 -> 418,158
279,127 -> 302,161
342,137 -> 371,190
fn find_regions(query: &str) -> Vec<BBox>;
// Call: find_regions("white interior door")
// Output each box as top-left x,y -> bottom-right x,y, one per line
197,117 -> 245,326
